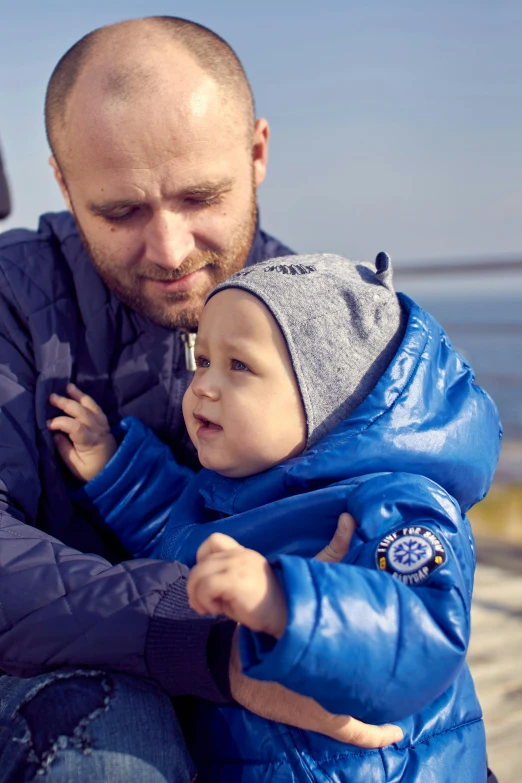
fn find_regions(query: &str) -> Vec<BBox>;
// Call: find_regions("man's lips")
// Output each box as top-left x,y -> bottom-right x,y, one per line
194,412 -> 223,438
144,267 -> 208,294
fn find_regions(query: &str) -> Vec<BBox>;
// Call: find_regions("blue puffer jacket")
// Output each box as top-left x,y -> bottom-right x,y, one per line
79,295 -> 502,782
0,211 -> 292,698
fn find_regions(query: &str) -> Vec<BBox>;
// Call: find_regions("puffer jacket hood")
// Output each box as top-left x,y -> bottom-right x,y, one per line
195,293 -> 499,522
80,291 -> 501,782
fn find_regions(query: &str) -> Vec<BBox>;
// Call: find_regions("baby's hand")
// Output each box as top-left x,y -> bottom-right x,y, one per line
47,383 -> 117,482
187,534 -> 288,639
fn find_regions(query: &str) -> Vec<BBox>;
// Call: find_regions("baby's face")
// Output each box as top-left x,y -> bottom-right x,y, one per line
182,288 -> 307,478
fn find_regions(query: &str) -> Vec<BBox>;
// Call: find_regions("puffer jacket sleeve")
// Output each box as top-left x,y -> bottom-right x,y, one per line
74,416 -> 195,558
0,266 -> 231,702
239,472 -> 475,723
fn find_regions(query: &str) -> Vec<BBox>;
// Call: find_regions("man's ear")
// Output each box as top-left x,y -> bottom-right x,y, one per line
252,119 -> 269,188
49,156 -> 73,212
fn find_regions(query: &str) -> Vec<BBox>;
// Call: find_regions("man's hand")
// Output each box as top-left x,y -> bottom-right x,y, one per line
315,512 -> 356,562
229,629 -> 403,748
47,383 -> 117,482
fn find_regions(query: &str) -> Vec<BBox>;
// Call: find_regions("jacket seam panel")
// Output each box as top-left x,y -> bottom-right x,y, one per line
291,559 -> 323,676
402,714 -> 483,750
0,257 -> 54,306
307,716 -> 483,766
0,225 -> 78,254
0,533 -> 170,671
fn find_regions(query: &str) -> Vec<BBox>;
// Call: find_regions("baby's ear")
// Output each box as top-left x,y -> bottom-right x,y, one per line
375,251 -> 394,290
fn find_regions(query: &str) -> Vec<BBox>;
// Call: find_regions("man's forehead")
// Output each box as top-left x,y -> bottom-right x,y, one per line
61,69 -> 243,176
62,117 -> 244,181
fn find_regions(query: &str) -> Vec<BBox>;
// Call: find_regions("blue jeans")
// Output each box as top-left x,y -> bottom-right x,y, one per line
0,669 -> 196,782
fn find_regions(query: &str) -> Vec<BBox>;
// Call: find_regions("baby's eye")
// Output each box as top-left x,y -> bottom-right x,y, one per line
195,356 -> 210,369
231,359 -> 250,372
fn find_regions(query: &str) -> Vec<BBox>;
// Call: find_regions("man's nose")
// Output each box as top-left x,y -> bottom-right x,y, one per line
145,211 -> 196,270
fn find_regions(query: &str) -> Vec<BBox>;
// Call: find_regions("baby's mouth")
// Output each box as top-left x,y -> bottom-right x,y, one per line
194,413 -> 223,433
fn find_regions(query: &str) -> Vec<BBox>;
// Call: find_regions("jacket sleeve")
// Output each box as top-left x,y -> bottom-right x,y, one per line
239,472 -> 475,723
0,265 -> 231,701
74,416 -> 195,558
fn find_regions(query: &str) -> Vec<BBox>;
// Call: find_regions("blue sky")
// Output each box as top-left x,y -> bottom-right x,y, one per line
1,0 -> 521,263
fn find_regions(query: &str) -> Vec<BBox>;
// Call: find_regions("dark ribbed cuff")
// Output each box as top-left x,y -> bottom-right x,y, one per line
146,576 -> 232,703
207,620 -> 236,701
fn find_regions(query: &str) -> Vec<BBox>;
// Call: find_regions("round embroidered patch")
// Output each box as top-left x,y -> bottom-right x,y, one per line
376,526 -> 446,585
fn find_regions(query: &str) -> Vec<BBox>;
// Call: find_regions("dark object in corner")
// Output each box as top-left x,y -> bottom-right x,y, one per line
0,143 -> 11,219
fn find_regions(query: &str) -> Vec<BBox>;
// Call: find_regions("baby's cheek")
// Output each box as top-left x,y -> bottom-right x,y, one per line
182,388 -> 195,439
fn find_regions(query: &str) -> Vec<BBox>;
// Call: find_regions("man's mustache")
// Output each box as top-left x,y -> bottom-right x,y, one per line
138,252 -> 223,282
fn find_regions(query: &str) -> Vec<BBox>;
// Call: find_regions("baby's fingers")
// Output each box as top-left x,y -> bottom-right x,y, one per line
47,415 -> 96,445
188,558 -> 232,615
52,432 -> 76,467
49,392 -> 94,425
188,571 -> 224,615
65,384 -> 107,424
196,533 -> 243,563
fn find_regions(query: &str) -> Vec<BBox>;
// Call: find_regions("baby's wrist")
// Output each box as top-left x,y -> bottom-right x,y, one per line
263,581 -> 288,639
104,435 -> 118,463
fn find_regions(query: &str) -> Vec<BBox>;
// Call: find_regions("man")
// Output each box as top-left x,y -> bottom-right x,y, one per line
0,17 -> 400,782
0,141 -> 10,220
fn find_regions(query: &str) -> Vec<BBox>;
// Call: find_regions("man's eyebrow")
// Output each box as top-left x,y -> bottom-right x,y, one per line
181,178 -> 235,195
88,199 -> 142,216
88,178 -> 236,214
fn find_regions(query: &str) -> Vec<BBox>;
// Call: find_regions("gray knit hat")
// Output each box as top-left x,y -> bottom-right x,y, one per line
208,252 -> 405,447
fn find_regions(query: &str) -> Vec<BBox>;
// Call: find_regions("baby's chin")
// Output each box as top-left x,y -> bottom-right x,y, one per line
197,450 -> 257,480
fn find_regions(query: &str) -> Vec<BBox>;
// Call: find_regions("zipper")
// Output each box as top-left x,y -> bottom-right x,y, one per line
180,331 -> 197,371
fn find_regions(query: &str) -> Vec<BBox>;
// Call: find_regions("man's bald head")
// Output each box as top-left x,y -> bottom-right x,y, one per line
45,16 -> 255,168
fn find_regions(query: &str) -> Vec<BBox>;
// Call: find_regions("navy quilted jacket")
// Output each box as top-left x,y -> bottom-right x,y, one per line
0,211 -> 292,698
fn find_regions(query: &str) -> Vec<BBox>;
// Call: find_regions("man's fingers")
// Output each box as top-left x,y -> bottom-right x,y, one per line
230,644 -> 404,750
315,512 -> 356,562
196,532 -> 243,563
331,715 -> 403,748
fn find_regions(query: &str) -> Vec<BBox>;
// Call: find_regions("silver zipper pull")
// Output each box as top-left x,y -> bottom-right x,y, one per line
180,331 -> 197,371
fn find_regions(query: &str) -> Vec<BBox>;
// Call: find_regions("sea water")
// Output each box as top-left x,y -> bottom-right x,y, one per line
396,268 -> 522,440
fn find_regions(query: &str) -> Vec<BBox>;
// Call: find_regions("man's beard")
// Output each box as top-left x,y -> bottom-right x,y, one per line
76,190 -> 258,330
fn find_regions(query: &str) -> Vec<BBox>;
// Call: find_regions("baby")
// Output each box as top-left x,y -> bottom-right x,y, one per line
49,253 -> 500,782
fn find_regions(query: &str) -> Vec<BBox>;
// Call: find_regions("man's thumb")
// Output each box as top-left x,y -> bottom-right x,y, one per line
333,718 -> 403,748
315,513 -> 356,563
